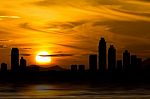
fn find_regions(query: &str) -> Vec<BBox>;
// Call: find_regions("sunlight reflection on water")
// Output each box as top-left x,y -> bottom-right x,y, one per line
0,83 -> 150,98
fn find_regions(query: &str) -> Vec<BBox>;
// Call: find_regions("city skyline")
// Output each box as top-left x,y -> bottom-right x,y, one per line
1,37 -> 148,70
0,37 -> 147,72
0,0 -> 150,68
0,37 -> 148,84
0,1 -> 150,98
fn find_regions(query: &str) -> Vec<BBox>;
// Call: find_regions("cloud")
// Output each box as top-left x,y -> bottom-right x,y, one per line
39,54 -> 73,57
0,30 -> 13,35
0,39 -> 12,42
20,23 -> 48,33
50,42 -> 96,52
0,44 -> 7,48
127,43 -> 150,51
45,21 -> 86,30
0,16 -> 20,19
0,0 -> 150,67
34,0 -> 121,6
11,43 -> 40,47
0,16 -> 20,20
20,22 -> 66,35
21,48 -> 32,50
20,54 -> 31,56
93,20 -> 150,38
21,21 -> 86,33
33,0 -> 150,21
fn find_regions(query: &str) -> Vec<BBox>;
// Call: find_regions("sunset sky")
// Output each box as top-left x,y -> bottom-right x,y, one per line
0,0 -> 150,69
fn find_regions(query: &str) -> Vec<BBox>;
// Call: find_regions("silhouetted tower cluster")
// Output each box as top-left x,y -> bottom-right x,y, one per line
116,60 -> 122,71
0,37 -> 144,79
89,54 -> 97,72
130,55 -> 142,71
11,48 -> 19,72
71,64 -> 85,72
122,50 -> 142,72
87,37 -> 143,73
123,50 -> 130,71
99,38 -> 106,72
108,45 -> 116,72
20,57 -> 27,71
78,65 -> 85,72
1,63 -> 7,73
11,48 -> 27,72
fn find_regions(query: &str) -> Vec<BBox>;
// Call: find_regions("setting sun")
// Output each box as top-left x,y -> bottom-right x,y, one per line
36,51 -> 51,64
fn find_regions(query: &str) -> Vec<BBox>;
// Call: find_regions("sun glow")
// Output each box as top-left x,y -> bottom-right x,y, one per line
36,51 -> 51,64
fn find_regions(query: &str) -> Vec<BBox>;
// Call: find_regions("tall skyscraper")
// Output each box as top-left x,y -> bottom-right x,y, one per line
1,63 -> 7,72
89,54 -> 97,72
11,48 -> 19,72
108,45 -> 116,71
71,65 -> 77,72
117,60 -> 122,71
137,58 -> 142,70
99,38 -> 106,72
78,65 -> 85,72
131,55 -> 138,70
20,57 -> 27,71
123,50 -> 130,71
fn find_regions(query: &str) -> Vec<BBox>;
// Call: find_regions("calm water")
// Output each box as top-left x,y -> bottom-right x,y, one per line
0,83 -> 150,99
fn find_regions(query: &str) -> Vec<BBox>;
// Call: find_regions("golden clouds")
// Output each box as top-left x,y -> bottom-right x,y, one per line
0,0 -> 150,67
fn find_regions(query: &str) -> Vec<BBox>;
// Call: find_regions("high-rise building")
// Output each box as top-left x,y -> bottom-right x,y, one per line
78,65 -> 85,72
117,60 -> 122,71
137,58 -> 142,70
98,38 -> 106,72
108,45 -> 116,71
20,57 -> 27,71
11,48 -> 19,72
131,55 -> 138,70
89,54 -> 97,72
1,63 -> 7,72
123,50 -> 130,71
71,65 -> 77,72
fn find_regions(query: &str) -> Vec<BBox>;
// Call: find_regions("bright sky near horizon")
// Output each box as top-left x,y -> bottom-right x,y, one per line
0,0 -> 150,68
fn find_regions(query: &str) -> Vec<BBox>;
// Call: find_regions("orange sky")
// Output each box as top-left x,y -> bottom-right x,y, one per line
0,0 -> 150,68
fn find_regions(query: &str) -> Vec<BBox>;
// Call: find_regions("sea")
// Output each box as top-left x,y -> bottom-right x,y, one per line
0,82 -> 150,99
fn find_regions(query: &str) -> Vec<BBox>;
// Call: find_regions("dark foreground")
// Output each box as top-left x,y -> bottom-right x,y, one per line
0,82 -> 150,99
1,70 -> 150,83
1,71 -> 150,98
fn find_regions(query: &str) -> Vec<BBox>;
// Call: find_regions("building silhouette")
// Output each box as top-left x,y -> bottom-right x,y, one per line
108,45 -> 116,72
117,60 -> 122,71
78,65 -> 85,72
71,65 -> 77,72
123,50 -> 130,71
20,57 -> 27,71
11,48 -> 19,72
99,38 -> 106,72
1,63 -> 7,72
89,54 -> 97,72
0,38 -> 148,83
137,58 -> 142,70
131,55 -> 138,70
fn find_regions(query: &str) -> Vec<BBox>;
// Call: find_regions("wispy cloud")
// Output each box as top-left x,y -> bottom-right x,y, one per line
0,0 -> 150,66
20,23 -> 49,33
21,48 -> 32,50
0,16 -> 20,19
0,44 -> 7,49
50,42 -> 96,52
20,54 -> 31,56
0,16 -> 20,20
39,54 -> 73,57
0,39 -> 12,42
